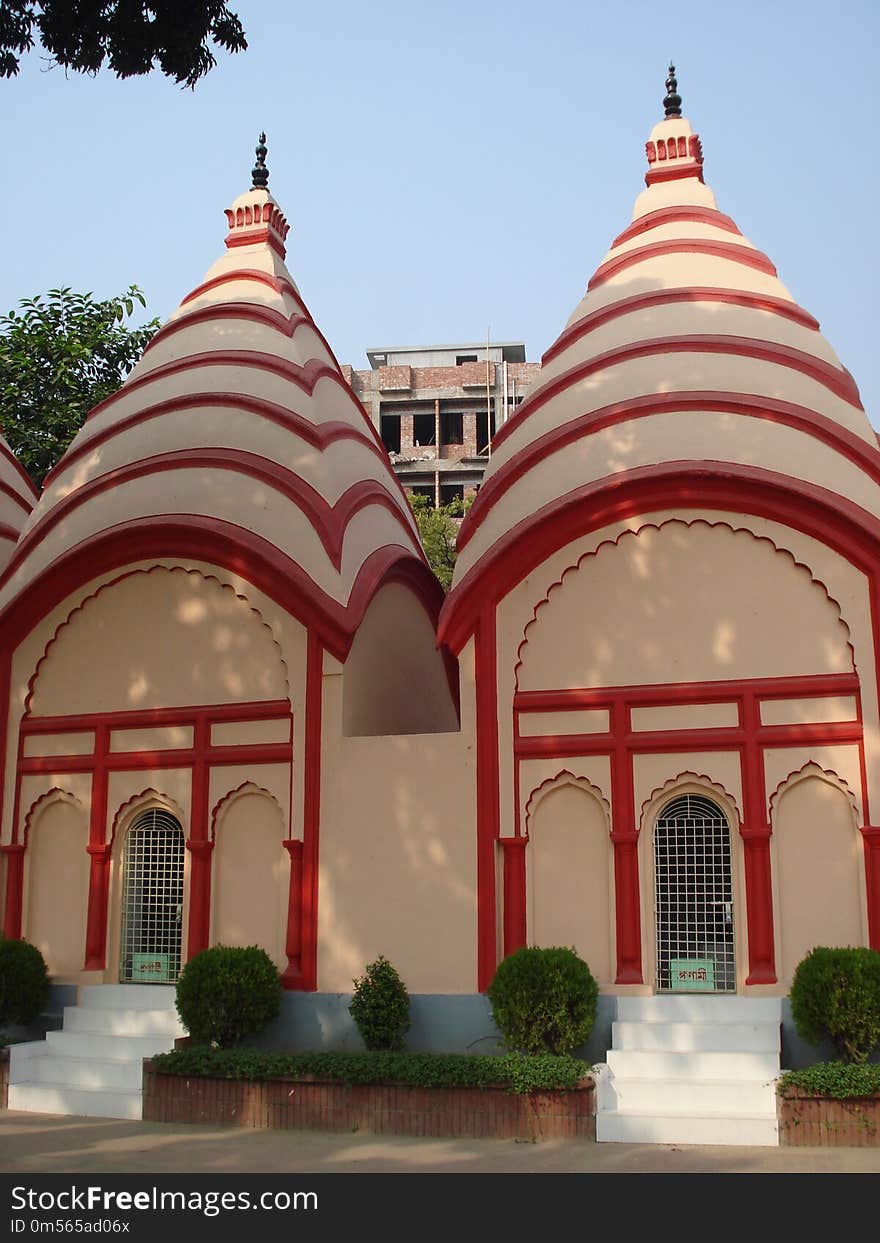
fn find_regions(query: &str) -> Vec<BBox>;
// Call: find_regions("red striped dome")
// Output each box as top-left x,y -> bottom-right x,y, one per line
440,98 -> 876,651
0,434 -> 37,575
0,179 -> 430,656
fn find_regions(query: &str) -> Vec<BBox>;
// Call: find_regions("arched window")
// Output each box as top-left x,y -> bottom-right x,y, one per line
119,809 -> 185,984
654,794 -> 735,993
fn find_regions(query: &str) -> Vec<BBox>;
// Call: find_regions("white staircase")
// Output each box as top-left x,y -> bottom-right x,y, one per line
8,985 -> 184,1120
595,995 -> 781,1146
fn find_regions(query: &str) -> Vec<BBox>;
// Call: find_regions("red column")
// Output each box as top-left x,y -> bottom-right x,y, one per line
741,692 -> 777,984
299,632 -> 323,993
611,700 -> 642,983
500,836 -> 528,957
83,844 -> 112,971
281,838 -> 304,987
860,826 -> 880,949
82,727 -> 109,970
185,839 -> 214,959
475,611 -> 500,991
1,844 -> 25,938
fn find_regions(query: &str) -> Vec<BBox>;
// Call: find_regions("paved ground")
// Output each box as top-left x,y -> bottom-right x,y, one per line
1,1110 -> 879,1174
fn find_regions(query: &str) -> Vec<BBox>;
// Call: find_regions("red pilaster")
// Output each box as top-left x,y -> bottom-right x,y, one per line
83,726 -> 110,970
475,610 -> 500,991
741,692 -> 777,984
500,836 -> 528,957
281,838 -> 304,987
185,839 -> 214,958
1,843 -> 25,938
298,631 -> 323,992
860,826 -> 880,950
611,700 -> 642,983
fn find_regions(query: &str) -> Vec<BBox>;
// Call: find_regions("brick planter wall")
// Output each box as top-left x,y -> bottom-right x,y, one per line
143,1063 -> 595,1141
778,1089 -> 880,1147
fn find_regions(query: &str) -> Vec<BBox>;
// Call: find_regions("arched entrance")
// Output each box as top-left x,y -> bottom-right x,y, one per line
654,794 -> 735,992
119,809 -> 185,984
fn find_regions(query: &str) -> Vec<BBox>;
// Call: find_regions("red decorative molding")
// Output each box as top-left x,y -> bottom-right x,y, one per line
0,479 -> 33,515
768,761 -> 861,824
500,836 -> 528,957
21,787 -> 86,845
644,163 -> 705,186
210,780 -> 285,843
589,240 -> 774,290
458,391 -> 878,555
541,289 -> 820,366
281,838 -> 304,987
611,206 -> 742,248
1,844 -> 25,938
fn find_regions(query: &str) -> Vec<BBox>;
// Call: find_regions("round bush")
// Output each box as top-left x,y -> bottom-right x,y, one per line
0,937 -> 50,1028
175,945 -> 282,1048
790,946 -> 880,1064
487,946 -> 598,1055
349,955 -> 410,1051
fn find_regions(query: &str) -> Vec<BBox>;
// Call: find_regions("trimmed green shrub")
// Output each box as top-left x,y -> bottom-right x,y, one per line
0,937 -> 50,1028
151,1047 -> 591,1094
349,955 -> 410,1051
779,1062 -> 880,1100
488,946 -> 598,1056
175,945 -> 282,1048
790,946 -> 880,1064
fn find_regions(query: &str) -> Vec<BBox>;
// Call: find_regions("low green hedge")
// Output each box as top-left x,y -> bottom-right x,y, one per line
778,1062 -> 880,1100
150,1047 -> 591,1095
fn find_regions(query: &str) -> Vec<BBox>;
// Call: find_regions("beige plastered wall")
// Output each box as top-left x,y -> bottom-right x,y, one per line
317,649 -> 477,993
488,510 -> 876,994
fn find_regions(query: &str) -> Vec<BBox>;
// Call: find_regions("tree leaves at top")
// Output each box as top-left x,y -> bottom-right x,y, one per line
0,1 -> 247,86
408,492 -> 470,591
0,285 -> 160,486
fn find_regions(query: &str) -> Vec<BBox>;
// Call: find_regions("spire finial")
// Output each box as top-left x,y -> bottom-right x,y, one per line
663,63 -> 682,118
251,131 -> 269,189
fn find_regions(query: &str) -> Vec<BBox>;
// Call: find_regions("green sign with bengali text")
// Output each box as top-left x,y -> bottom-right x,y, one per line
670,958 -> 715,991
132,952 -> 171,982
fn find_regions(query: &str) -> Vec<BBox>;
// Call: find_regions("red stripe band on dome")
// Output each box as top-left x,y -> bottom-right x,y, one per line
457,391 -> 880,552
542,289 -> 820,365
0,523 -> 18,544
144,304 -> 316,353
0,479 -> 33,514
0,442 -> 39,502
644,164 -> 705,186
4,450 -> 416,584
611,207 -> 742,247
493,333 -> 862,452
588,240 -> 777,290
180,269 -> 303,309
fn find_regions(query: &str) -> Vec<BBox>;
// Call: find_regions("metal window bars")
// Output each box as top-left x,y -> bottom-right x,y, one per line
119,808 -> 185,985
654,793 -> 736,992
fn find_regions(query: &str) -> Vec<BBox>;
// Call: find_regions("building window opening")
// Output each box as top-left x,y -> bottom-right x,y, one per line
440,412 -> 464,446
380,414 -> 401,454
456,354 -> 478,365
413,412 -> 435,446
440,483 -> 464,508
120,808 -> 185,985
476,409 -> 490,454
409,485 -> 435,508
654,793 -> 735,993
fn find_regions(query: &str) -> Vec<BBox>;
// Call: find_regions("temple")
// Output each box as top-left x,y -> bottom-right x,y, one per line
1,73 -> 877,1143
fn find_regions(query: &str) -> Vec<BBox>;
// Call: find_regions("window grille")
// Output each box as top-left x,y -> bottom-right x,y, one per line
119,809 -> 185,984
654,794 -> 735,992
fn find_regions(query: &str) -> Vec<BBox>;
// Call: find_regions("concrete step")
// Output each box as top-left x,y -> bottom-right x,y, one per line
63,1006 -> 184,1038
602,1076 -> 776,1115
606,1048 -> 779,1080
7,1082 -> 142,1121
611,1020 -> 780,1053
596,1109 -> 779,1146
616,995 -> 782,1024
27,1055 -> 145,1092
45,1030 -> 176,1061
77,984 -> 178,1011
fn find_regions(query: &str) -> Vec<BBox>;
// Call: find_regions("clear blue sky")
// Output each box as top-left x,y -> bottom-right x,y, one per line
2,0 -> 878,418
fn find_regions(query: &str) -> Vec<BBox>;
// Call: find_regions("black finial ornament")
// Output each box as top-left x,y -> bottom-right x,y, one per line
663,63 -> 682,118
251,132 -> 269,189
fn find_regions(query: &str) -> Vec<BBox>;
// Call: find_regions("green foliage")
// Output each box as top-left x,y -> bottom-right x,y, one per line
175,945 -> 282,1049
779,1062 -> 880,1100
0,937 -> 50,1028
487,946 -> 599,1056
150,1046 -> 591,1095
348,955 -> 411,1052
790,946 -> 880,1064
0,2 -> 246,86
0,286 -> 159,485
408,493 -> 471,590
